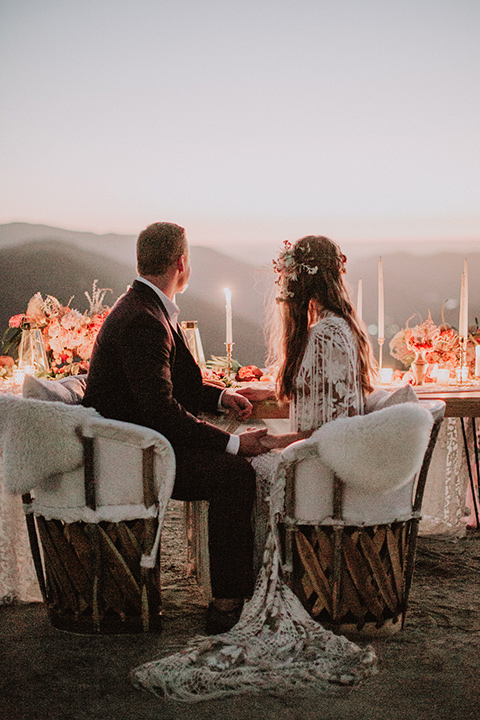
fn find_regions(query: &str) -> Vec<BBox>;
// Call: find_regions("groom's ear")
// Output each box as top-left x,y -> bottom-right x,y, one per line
176,254 -> 187,272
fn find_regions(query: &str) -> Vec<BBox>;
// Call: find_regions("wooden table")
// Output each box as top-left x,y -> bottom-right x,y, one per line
415,389 -> 480,418
250,388 -> 480,419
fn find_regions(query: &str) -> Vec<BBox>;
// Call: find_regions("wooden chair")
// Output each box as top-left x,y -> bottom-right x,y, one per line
17,376 -> 176,634
279,399 -> 445,637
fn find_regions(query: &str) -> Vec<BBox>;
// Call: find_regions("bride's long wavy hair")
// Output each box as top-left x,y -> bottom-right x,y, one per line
267,235 -> 376,402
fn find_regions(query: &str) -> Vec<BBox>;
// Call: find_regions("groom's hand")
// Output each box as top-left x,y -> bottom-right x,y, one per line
221,388 -> 253,420
238,428 -> 269,456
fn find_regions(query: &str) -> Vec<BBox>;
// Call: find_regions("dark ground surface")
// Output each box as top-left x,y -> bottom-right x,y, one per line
1,500 -> 480,720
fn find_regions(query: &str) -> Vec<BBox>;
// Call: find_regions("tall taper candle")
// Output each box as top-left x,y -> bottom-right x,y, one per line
459,272 -> 467,340
378,258 -> 384,340
356,279 -> 363,322
463,258 -> 469,340
224,288 -> 233,345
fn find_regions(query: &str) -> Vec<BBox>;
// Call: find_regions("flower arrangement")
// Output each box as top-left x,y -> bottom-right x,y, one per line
4,281 -> 113,377
390,311 -> 461,373
203,356 -> 274,387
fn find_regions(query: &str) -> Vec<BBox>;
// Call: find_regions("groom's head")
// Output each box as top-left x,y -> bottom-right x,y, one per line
137,222 -> 187,277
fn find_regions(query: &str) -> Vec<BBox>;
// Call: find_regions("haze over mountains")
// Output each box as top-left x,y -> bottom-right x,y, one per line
1,222 -> 479,368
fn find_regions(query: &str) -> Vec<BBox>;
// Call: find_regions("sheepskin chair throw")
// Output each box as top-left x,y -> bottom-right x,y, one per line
0,394 -> 99,495
279,402 -> 434,495
314,402 -> 434,493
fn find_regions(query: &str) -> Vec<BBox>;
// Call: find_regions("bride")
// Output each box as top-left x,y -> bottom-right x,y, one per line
250,235 -> 376,554
131,236 -> 378,702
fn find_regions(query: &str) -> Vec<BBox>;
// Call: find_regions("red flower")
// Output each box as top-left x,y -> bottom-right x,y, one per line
236,365 -> 263,382
9,313 -> 25,328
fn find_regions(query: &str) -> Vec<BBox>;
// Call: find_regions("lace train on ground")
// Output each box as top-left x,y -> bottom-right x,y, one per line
131,524 -> 377,702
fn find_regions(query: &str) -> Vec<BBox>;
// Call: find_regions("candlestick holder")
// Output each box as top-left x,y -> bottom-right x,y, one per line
378,337 -> 384,372
458,338 -> 468,385
225,342 -> 234,378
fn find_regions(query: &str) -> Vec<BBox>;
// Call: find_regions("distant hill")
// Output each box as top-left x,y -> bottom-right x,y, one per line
0,221 -> 136,266
1,222 -> 480,369
0,239 -> 269,366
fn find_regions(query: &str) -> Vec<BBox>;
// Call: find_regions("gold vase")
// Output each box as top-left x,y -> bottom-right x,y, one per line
411,350 -> 428,386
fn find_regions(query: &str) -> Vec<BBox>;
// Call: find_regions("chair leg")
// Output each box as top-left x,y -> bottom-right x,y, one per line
22,494 -> 47,602
401,518 -> 420,629
331,525 -> 343,624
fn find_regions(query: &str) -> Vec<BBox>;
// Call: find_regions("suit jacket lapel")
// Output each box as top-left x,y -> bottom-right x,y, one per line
132,279 -> 188,350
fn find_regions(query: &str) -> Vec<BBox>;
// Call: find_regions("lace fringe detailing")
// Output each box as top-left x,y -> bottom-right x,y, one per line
131,527 -> 377,702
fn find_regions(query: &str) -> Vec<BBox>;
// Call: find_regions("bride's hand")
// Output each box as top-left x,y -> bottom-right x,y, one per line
259,433 -> 294,449
236,385 -> 276,402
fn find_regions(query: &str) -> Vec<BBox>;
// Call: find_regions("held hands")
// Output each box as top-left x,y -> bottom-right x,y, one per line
237,429 -> 306,455
238,428 -> 270,456
221,388 -> 253,421
235,385 -> 276,402
259,432 -> 295,450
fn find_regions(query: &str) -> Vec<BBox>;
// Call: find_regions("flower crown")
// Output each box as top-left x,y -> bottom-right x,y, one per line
272,241 -> 319,298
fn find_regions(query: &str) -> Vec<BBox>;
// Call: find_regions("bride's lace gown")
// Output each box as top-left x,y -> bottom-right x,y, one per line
253,312 -> 364,495
132,312 -> 377,701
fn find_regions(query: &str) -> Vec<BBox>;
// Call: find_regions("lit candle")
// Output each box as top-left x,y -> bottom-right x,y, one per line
356,279 -> 363,322
378,258 -> 384,340
379,367 -> 393,384
430,363 -> 439,381
224,288 -> 233,345
464,258 -> 469,337
475,346 -> 480,377
12,368 -> 25,387
458,259 -> 468,342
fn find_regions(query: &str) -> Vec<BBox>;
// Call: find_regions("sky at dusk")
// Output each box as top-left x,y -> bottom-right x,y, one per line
1,0 -> 479,260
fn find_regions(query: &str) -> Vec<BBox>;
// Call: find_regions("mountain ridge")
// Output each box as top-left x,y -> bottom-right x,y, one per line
1,223 -> 480,368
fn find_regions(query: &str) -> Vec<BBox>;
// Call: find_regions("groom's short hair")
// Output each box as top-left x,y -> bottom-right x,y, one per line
137,222 -> 187,276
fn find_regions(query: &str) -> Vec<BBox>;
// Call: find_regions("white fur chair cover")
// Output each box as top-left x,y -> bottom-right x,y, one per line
272,402 -> 434,526
0,394 -> 99,494
31,416 -> 176,525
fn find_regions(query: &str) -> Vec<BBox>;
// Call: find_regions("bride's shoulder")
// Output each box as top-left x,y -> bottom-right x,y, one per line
311,311 -> 351,336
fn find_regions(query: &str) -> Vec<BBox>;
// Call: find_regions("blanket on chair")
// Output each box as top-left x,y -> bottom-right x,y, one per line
280,401 -> 434,494
0,394 -> 99,494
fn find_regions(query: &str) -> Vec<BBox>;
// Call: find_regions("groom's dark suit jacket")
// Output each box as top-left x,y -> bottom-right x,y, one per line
82,280 -> 230,454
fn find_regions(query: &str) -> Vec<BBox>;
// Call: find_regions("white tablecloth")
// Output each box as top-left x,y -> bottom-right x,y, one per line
0,456 -> 42,604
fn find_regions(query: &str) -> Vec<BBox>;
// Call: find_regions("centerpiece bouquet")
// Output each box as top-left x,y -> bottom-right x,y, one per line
203,356 -> 274,387
389,311 -> 462,382
4,281 -> 113,377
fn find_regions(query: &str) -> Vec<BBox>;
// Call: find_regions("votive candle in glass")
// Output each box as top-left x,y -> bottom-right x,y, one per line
379,367 -> 393,384
475,346 -> 480,377
437,368 -> 450,385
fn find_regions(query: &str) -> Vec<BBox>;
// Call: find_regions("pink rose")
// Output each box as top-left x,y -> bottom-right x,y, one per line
9,314 -> 25,328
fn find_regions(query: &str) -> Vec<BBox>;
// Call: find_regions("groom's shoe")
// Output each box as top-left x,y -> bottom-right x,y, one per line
205,602 -> 243,635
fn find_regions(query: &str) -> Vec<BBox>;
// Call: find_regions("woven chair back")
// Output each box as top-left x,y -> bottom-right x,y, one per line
23,438 -> 163,634
282,408 -> 444,637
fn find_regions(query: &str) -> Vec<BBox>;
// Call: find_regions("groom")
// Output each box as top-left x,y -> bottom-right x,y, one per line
83,221 -> 269,633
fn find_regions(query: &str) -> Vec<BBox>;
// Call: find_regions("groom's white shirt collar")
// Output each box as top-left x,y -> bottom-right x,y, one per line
135,276 -> 180,326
